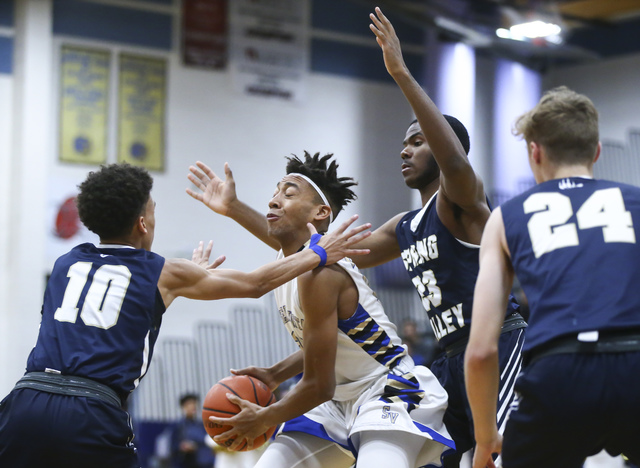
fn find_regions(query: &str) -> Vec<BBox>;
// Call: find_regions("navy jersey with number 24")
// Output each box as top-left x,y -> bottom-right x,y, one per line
501,177 -> 640,353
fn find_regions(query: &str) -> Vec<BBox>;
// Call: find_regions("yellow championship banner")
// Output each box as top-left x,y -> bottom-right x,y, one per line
59,46 -> 110,165
118,54 -> 166,171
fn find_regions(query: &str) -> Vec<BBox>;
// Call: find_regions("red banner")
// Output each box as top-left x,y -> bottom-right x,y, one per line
182,0 -> 228,69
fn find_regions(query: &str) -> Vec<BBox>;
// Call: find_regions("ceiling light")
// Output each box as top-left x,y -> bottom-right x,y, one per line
496,21 -> 563,44
497,5 -> 564,44
510,20 -> 561,38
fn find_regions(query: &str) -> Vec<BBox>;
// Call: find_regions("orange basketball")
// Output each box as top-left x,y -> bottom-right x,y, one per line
202,375 -> 277,451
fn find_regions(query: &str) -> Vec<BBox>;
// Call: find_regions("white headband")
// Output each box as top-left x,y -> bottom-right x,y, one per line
289,172 -> 334,223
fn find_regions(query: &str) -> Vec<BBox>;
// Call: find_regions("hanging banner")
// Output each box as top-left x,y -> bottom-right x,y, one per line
118,54 -> 166,171
182,0 -> 228,69
59,45 -> 110,165
230,0 -> 309,102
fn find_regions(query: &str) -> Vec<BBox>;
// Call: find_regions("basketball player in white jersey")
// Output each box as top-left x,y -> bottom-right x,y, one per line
190,152 -> 454,468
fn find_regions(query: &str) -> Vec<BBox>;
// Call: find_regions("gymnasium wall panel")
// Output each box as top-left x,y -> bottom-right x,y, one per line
311,0 -> 423,45
0,0 -> 13,76
52,0 -> 173,50
568,16 -> 640,59
0,0 -> 13,27
133,0 -> 174,5
0,37 -> 12,74
311,38 -> 423,83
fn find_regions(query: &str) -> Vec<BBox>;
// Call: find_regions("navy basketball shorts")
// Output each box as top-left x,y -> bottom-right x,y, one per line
502,351 -> 640,468
431,328 -> 525,467
0,388 -> 138,468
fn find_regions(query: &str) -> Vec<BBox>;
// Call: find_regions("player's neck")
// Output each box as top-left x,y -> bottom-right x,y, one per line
99,237 -> 139,249
543,164 -> 593,183
278,232 -> 311,257
419,179 -> 440,206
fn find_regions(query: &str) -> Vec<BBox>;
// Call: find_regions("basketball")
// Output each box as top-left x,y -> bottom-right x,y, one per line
202,375 -> 277,451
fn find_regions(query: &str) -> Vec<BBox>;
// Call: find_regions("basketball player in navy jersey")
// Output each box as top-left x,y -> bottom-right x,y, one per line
466,87 -> 640,468
0,164 -> 371,468
365,10 -> 526,466
194,152 -> 453,468
185,9 -> 525,467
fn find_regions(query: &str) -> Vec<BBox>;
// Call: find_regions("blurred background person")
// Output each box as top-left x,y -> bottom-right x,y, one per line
400,319 -> 438,367
171,394 -> 215,468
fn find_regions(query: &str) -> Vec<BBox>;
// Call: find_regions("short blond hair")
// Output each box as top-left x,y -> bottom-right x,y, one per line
513,86 -> 599,165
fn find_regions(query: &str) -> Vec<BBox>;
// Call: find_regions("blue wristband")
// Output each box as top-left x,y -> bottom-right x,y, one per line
309,233 -> 327,267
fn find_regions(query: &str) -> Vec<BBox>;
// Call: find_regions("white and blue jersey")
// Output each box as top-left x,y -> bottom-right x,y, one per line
275,253 -> 410,401
272,252 -> 454,466
500,177 -> 640,353
396,193 -> 520,349
26,243 -> 166,401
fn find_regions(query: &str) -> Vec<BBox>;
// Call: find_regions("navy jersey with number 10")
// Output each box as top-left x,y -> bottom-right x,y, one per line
26,243 -> 166,401
500,177 -> 640,353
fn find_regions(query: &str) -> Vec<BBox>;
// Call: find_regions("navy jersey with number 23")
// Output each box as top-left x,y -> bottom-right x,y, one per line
396,192 -> 519,348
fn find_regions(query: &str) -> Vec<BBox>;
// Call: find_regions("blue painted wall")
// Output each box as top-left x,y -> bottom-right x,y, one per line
53,0 -> 173,50
0,37 -> 12,74
312,38 -> 423,83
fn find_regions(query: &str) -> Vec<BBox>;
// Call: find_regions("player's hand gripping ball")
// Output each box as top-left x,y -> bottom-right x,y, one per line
202,375 -> 277,451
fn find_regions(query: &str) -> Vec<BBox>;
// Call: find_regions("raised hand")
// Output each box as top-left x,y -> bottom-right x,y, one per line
186,161 -> 238,216
308,214 -> 371,265
369,7 -> 407,77
191,240 -> 226,270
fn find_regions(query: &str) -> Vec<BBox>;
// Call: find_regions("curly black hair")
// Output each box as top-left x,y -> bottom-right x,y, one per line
76,163 -> 153,240
285,151 -> 357,220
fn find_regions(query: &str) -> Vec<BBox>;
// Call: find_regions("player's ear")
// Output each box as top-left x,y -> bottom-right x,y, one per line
593,142 -> 602,163
136,216 -> 148,235
311,205 -> 331,233
530,141 -> 543,165
314,205 -> 331,223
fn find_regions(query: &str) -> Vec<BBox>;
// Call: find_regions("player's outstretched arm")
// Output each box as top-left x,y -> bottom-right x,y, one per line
350,212 -> 405,269
370,8 -> 485,210
158,215 -> 371,306
464,208 -> 512,468
186,161 -> 280,250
